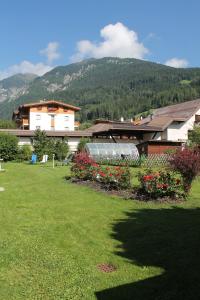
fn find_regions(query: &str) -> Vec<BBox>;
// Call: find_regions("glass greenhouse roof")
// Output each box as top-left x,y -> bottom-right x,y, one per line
85,143 -> 139,159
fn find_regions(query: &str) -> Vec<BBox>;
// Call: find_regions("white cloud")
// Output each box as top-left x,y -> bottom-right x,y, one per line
71,22 -> 149,62
165,58 -> 189,68
0,60 -> 53,80
40,42 -> 60,64
0,42 -> 61,80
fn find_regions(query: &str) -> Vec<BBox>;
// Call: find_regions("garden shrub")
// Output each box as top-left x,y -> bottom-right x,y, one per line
169,148 -> 200,193
189,126 -> 200,145
32,129 -> 69,160
32,129 -> 50,160
54,139 -> 69,161
95,165 -> 131,190
77,137 -> 91,152
0,133 -> 19,161
71,152 -> 97,180
138,170 -> 184,199
71,152 -> 131,190
17,145 -> 32,161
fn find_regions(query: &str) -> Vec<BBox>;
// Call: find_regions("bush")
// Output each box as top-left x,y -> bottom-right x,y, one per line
138,170 -> 184,199
32,129 -> 49,160
189,126 -> 200,145
95,165 -> 131,190
169,148 -> 200,193
0,119 -> 16,129
32,129 -> 69,160
71,152 -> 97,180
55,139 -> 69,161
17,145 -> 32,161
71,152 -> 131,190
77,137 -> 91,152
0,133 -> 19,161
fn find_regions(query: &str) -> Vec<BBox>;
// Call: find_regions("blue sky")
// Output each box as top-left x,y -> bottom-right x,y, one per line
0,0 -> 200,79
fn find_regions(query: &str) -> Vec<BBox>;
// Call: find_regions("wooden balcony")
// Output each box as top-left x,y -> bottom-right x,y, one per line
22,118 -> 29,126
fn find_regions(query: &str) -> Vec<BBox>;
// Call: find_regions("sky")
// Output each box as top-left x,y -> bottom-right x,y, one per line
0,0 -> 200,79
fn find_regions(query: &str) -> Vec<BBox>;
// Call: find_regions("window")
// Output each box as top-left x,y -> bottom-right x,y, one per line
64,116 -> 69,121
36,114 -> 41,120
36,126 -> 41,129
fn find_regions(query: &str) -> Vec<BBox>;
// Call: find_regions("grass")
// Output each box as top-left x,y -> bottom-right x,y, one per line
0,163 -> 200,299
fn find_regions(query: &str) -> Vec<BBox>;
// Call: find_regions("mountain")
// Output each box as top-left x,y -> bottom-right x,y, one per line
0,57 -> 200,121
0,73 -> 37,103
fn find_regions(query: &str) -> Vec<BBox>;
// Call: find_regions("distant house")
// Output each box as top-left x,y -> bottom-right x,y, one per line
12,100 -> 80,131
86,99 -> 200,154
140,99 -> 200,142
90,99 -> 200,143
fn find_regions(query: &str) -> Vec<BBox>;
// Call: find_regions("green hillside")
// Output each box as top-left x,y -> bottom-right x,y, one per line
1,57 -> 200,121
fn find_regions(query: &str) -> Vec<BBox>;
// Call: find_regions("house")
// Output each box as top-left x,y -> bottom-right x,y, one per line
12,100 -> 80,131
86,99 -> 200,154
140,99 -> 200,142
2,98 -> 200,154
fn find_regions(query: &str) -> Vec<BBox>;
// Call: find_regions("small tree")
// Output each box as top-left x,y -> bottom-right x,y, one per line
0,133 -> 18,161
55,139 -> 69,161
32,129 -> 49,160
169,148 -> 200,193
189,126 -> 200,145
77,137 -> 91,152
17,145 -> 32,161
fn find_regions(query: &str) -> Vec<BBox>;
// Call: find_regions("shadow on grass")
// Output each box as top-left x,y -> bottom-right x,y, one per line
96,207 -> 200,300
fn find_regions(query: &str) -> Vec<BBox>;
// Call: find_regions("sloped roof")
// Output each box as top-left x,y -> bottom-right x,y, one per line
19,100 -> 80,111
87,120 -> 163,136
146,116 -> 173,130
154,99 -> 200,120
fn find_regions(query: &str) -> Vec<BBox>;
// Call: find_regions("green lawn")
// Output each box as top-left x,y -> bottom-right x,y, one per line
0,163 -> 200,299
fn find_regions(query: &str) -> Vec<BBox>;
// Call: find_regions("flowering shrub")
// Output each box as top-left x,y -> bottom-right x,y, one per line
95,165 -> 131,190
71,152 -> 98,180
71,152 -> 131,190
138,170 -> 184,199
169,148 -> 200,193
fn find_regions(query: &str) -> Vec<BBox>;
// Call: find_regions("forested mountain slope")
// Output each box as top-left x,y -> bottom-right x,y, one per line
1,57 -> 200,121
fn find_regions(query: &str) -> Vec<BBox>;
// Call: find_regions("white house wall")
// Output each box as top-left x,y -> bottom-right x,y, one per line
54,114 -> 74,131
17,136 -> 81,152
29,112 -> 74,131
167,108 -> 200,141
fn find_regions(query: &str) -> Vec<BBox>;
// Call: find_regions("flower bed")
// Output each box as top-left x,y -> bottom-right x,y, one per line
137,170 -> 185,200
71,152 -> 131,190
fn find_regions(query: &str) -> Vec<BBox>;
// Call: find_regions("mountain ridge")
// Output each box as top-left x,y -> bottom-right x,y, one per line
0,57 -> 200,121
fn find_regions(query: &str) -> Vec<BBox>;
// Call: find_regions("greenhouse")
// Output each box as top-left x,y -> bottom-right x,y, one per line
85,143 -> 139,160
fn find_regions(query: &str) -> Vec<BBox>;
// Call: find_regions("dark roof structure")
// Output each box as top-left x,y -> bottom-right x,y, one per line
86,99 -> 200,137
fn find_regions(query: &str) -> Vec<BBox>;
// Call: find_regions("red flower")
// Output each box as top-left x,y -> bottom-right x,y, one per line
143,175 -> 154,181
